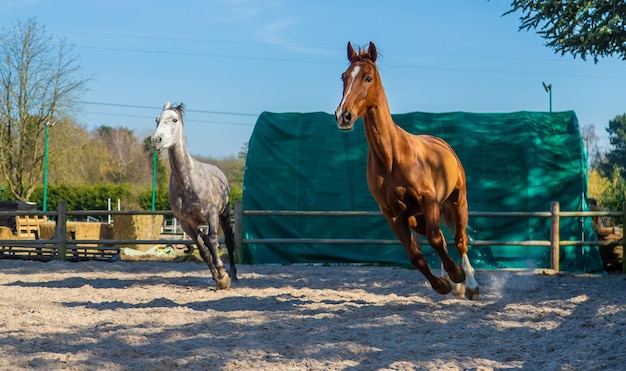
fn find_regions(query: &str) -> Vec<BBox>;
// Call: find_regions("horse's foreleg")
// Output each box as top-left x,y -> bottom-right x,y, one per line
201,222 -> 231,290
387,215 -> 451,295
219,208 -> 238,281
461,253 -> 479,300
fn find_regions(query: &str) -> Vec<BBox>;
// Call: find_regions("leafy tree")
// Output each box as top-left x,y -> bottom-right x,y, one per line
0,18 -> 89,201
49,120 -> 112,184
597,113 -> 626,177
588,169 -> 609,202
505,1 -> 626,61
601,166 -> 626,214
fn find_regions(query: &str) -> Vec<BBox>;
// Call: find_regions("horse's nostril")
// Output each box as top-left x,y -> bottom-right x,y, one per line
157,137 -> 162,143
344,112 -> 352,122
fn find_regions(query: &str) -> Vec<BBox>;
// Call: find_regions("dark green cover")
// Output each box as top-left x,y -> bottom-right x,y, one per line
242,111 -> 604,273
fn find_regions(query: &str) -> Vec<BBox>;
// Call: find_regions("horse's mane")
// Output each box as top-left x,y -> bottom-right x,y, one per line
171,102 -> 185,116
353,45 -> 374,62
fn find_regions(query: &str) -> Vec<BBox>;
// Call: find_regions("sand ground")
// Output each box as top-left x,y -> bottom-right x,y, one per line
0,259 -> 624,370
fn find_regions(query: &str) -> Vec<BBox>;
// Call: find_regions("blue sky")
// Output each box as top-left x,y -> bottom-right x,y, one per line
1,0 -> 623,158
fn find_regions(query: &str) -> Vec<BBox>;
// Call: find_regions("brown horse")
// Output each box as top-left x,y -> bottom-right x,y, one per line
335,41 -> 479,300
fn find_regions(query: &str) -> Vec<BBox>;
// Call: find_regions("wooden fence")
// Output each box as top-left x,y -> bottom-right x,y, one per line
0,200 -> 624,272
0,200 -> 193,262
234,201 -> 626,272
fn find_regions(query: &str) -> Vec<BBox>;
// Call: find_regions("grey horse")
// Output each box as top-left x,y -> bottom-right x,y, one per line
152,101 -> 237,289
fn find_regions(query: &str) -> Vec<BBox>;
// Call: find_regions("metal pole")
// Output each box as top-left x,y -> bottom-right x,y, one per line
42,121 -> 55,212
549,86 -> 552,112
542,82 -> 552,113
151,150 -> 157,211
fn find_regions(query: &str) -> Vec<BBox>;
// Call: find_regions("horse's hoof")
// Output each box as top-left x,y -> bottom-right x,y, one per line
465,286 -> 480,300
216,274 -> 231,290
433,278 -> 452,295
443,275 -> 465,298
448,264 -> 466,283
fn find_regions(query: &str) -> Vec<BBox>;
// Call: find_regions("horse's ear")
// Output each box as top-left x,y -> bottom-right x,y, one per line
368,41 -> 377,63
347,41 -> 357,62
176,103 -> 185,112
163,101 -> 171,110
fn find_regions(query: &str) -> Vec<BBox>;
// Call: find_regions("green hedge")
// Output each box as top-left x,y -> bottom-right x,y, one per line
25,183 -> 242,215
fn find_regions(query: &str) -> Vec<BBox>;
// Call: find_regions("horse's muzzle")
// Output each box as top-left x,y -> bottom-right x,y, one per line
335,109 -> 355,131
151,137 -> 162,152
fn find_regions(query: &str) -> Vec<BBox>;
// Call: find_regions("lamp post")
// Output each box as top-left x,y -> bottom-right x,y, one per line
542,81 -> 552,112
42,121 -> 55,212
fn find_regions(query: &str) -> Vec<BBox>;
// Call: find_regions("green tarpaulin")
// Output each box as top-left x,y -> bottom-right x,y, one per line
241,111 -> 604,273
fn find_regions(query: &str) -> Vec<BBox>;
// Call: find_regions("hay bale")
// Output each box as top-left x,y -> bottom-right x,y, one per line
38,223 -> 56,240
39,222 -> 114,243
0,226 -> 16,239
69,222 -> 114,241
114,215 -> 163,251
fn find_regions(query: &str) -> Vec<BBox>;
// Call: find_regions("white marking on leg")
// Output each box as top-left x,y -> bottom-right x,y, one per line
462,253 -> 479,290
339,65 -> 361,113
442,261 -> 465,298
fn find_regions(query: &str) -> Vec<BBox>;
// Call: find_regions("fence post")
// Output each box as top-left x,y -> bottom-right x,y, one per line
57,200 -> 67,261
234,200 -> 243,263
623,202 -> 626,274
550,201 -> 560,271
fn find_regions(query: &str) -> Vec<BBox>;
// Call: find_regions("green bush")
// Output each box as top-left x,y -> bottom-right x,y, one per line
601,166 -> 626,224
31,183 -> 133,213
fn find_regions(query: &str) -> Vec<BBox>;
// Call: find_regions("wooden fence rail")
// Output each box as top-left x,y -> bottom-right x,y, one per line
236,201 -> 626,272
0,200 -> 624,272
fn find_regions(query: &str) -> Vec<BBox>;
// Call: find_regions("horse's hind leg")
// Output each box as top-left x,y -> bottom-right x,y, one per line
219,205 -> 238,281
449,192 -> 479,300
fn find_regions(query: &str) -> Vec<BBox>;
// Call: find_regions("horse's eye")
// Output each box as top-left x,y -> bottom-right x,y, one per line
172,118 -> 178,123
364,75 -> 372,83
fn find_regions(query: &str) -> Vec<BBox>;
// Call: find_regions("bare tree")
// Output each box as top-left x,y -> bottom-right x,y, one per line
580,124 -> 605,170
0,18 -> 89,201
96,126 -> 152,184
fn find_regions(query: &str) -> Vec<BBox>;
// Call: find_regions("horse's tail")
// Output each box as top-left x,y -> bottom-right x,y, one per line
440,202 -> 456,234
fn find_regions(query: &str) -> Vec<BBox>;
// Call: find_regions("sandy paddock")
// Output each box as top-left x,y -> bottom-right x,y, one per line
0,259 -> 624,370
